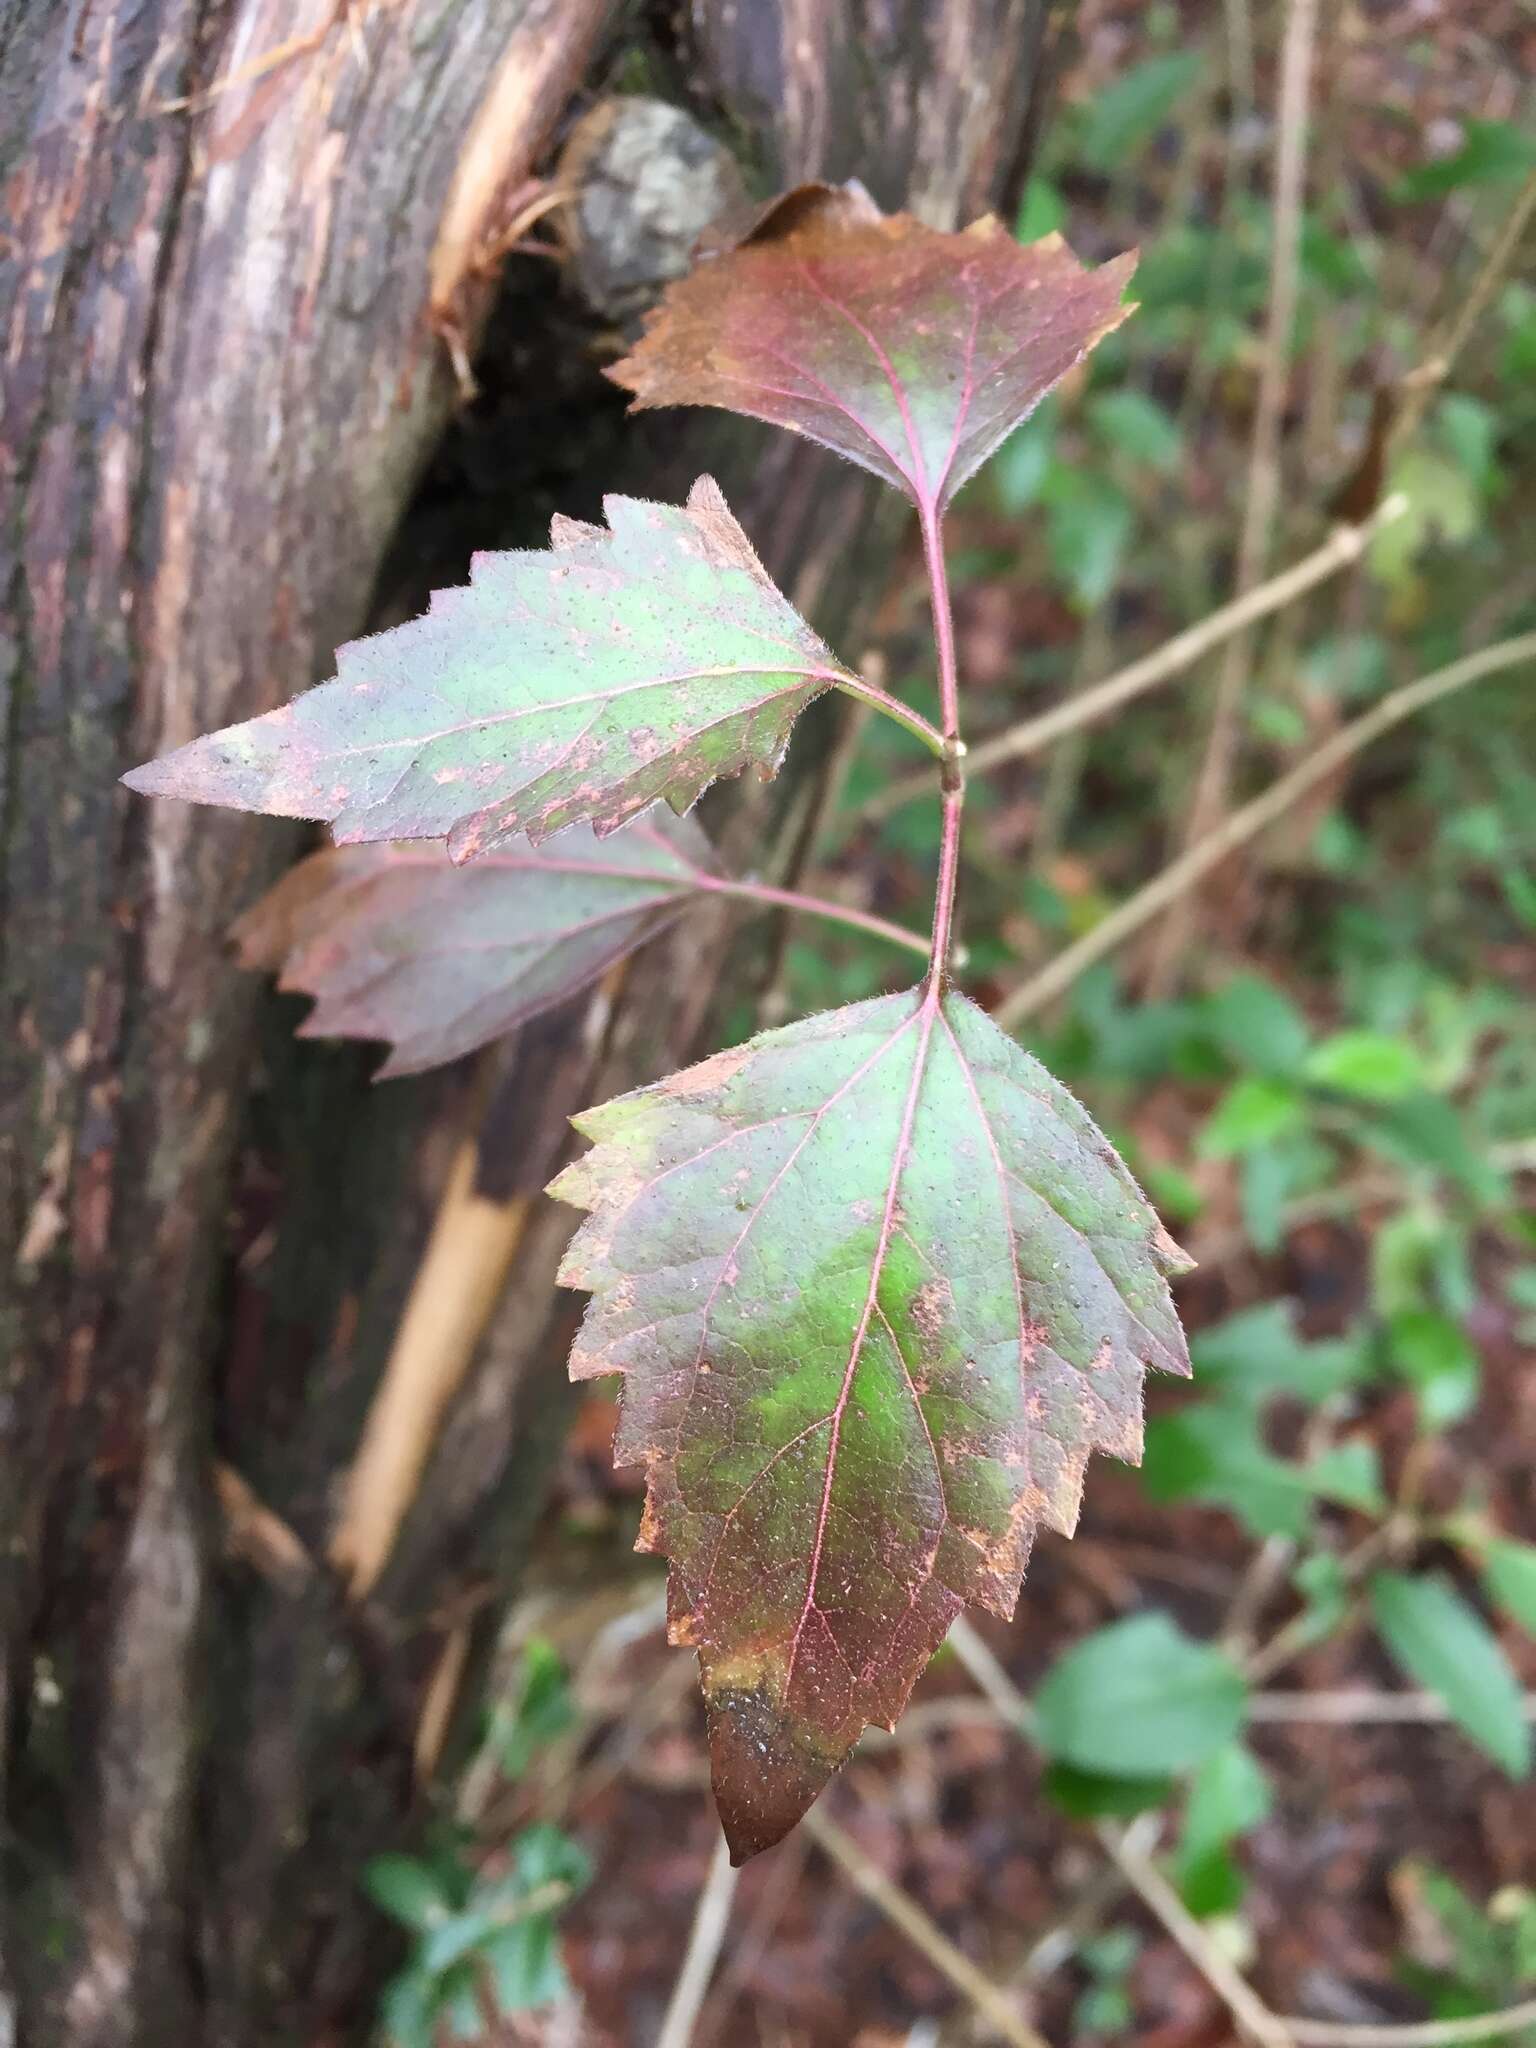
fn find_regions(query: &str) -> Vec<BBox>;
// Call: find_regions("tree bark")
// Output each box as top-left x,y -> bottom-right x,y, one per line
1,3 -> 1047,2041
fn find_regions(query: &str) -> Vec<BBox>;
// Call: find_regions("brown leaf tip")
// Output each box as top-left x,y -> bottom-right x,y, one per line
707,1684 -> 845,1863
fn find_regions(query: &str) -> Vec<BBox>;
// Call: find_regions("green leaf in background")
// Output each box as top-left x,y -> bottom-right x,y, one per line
1437,394 -> 1501,494
993,399 -> 1060,513
1088,388 -> 1183,472
1191,1300 -> 1370,1406
491,1637 -> 578,1781
1144,1403 -> 1383,1539
1016,177 -> 1066,241
1304,1031 -> 1427,1101
1483,1540 -> 1536,1635
1042,467 -> 1135,610
1142,1403 -> 1312,1540
1034,1613 -> 1247,1777
1204,974 -> 1312,1078
1397,120 -> 1536,201
1369,1572 -> 1531,1779
1043,1762 -> 1176,1820
364,1856 -> 452,1933
1387,1308 -> 1481,1428
1370,449 -> 1481,590
1200,1076 -> 1306,1156
1306,1440 -> 1387,1515
1294,1552 -> 1351,1640
1078,52 -> 1204,169
1358,1094 -> 1505,1205
1177,1742 -> 1272,1918
379,1973 -> 439,2048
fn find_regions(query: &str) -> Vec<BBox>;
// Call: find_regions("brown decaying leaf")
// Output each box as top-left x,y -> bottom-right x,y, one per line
233,811 -> 712,1077
610,182 -> 1137,515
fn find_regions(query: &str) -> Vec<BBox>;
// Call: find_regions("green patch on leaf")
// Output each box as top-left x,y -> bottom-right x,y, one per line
550,987 -> 1191,1858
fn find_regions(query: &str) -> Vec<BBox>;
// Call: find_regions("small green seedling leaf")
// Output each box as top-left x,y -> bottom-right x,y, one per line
551,986 -> 1190,1859
1088,388 -> 1183,473
1044,1762 -> 1176,1819
1199,1076 -> 1306,1156
1304,1031 -> 1428,1101
233,811 -> 714,1076
1387,1309 -> 1481,1429
1177,1741 -> 1272,1917
1369,1571 -> 1531,1779
364,1856 -> 453,1932
1078,52 -> 1204,168
1034,1613 -> 1247,1777
609,182 -> 1135,515
125,479 -> 851,857
1482,1540 -> 1536,1636
1396,120 -> 1536,201
1203,974 -> 1311,1078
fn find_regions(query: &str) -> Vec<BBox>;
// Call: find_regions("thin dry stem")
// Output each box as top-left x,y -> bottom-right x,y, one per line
1392,162 -> 1536,454
1102,1822 -> 1298,2048
655,1832 -> 740,2048
802,1806 -> 1052,2048
862,500 -> 1403,823
1146,0 -> 1321,995
1280,1998 -> 1536,2048
994,630 -> 1536,1027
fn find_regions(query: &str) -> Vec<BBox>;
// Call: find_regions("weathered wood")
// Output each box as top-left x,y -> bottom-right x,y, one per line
0,3 -> 614,2039
1,2 -> 1048,2040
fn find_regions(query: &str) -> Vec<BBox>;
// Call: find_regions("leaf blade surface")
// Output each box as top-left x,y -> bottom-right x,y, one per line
550,987 -> 1190,1857
233,811 -> 711,1077
610,184 -> 1136,512
124,480 -> 845,854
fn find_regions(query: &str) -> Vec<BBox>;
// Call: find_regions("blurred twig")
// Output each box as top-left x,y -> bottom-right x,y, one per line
1146,0 -> 1321,996
1280,1999 -> 1536,2047
801,1806 -> 1053,2048
863,501 -> 1403,823
1102,1819 -> 1298,2048
1391,162 -> 1536,454
655,1831 -> 740,2048
994,629 -> 1536,1027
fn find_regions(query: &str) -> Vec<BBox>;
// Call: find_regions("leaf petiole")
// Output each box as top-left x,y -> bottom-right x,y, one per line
695,873 -> 930,960
829,671 -> 948,757
918,502 -> 966,988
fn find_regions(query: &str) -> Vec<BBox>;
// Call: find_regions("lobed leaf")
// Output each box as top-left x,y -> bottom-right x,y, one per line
609,182 -> 1136,514
549,986 -> 1191,1859
233,811 -> 712,1077
124,479 -> 849,856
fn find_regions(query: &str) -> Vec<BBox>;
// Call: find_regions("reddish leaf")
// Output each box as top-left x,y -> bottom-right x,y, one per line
124,479 -> 850,856
233,811 -> 712,1078
550,986 -> 1191,1858
610,183 -> 1136,514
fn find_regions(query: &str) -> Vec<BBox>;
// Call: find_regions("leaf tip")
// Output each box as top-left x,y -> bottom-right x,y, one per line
707,1685 -> 844,1863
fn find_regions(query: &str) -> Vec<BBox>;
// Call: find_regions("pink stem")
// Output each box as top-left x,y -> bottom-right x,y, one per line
830,671 -> 947,757
696,874 -> 930,960
919,501 -> 965,991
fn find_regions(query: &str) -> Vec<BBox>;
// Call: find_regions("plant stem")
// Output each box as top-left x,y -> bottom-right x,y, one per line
697,874 -> 930,960
832,669 -> 948,757
654,1831 -> 739,2048
861,497 -> 1404,824
994,628 -> 1536,1028
920,503 -> 966,989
